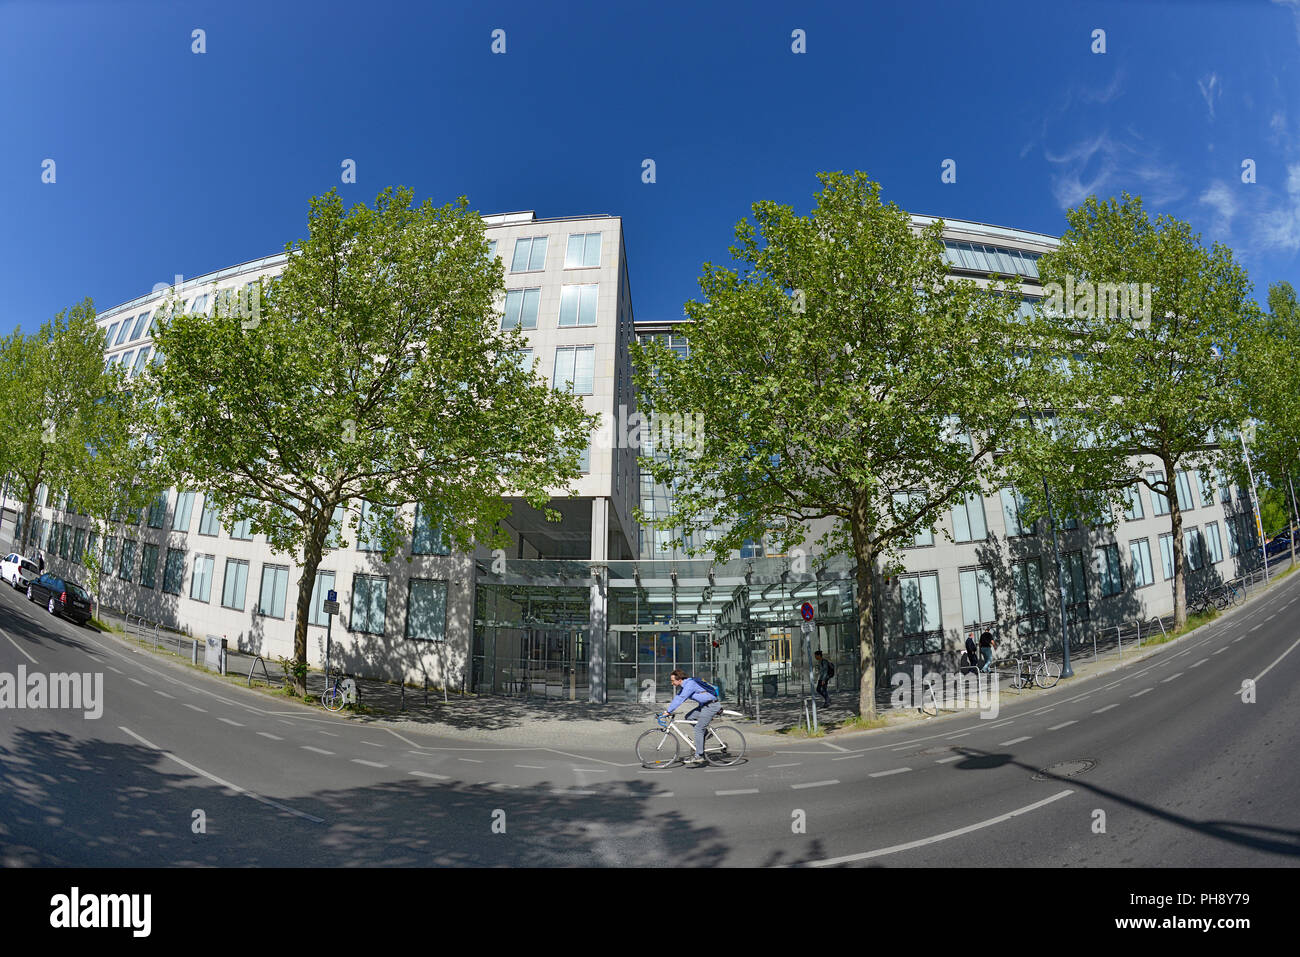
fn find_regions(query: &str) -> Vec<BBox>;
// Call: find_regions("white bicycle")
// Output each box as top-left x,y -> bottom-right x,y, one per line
636,709 -> 747,768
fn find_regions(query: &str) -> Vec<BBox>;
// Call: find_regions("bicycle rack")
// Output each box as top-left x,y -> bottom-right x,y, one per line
248,656 -> 273,688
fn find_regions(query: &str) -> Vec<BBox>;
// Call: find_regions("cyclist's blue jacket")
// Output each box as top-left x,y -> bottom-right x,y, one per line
666,677 -> 718,712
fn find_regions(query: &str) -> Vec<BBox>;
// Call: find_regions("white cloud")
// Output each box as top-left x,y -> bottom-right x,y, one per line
1198,180 -> 1238,237
1197,73 -> 1221,119
1044,129 -> 1186,209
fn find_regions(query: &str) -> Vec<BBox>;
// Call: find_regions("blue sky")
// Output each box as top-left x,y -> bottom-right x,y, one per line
2,0 -> 1298,333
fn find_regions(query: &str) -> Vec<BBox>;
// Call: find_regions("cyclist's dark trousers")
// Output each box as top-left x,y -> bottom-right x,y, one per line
687,700 -> 723,757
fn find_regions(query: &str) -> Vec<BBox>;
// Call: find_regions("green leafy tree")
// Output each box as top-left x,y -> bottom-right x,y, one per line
1015,194 -> 1259,629
631,171 -> 1041,718
142,187 -> 594,694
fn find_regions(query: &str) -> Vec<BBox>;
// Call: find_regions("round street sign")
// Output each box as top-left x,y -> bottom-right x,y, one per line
800,602 -> 815,622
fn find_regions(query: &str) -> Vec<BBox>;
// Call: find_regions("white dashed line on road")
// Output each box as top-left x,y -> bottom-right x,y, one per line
154,691 -> 174,699
1048,721 -> 1077,731
351,759 -> 387,769
318,731 -> 339,737
458,758 -> 483,764
301,746 -> 334,756
792,780 -> 840,790
183,704 -> 206,713
1190,658 -> 1209,668
987,719 -> 1016,728
936,756 -> 963,764
1092,704 -> 1119,714
1000,736 -> 1031,746
869,768 -> 912,778
716,789 -> 759,796
821,742 -> 849,752
218,718 -> 244,727
1161,673 -> 1182,683
361,741 -> 385,748
128,678 -> 147,686
832,753 -> 864,761
769,762 -> 802,769
945,732 -> 971,740
410,770 -> 449,781
1213,647 -> 1228,655
257,732 -> 283,741
516,765 -> 547,770
1132,688 -> 1154,697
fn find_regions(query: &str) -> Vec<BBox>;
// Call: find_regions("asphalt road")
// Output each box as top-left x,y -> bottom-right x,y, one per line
1,572 -> 1298,868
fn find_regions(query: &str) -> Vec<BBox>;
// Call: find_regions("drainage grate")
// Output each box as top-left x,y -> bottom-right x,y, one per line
1033,759 -> 1097,781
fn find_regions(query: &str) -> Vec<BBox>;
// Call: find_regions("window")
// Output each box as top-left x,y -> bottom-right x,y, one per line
140,544 -> 159,588
1130,539 -> 1155,588
577,441 -> 590,474
190,554 -> 215,602
118,539 -> 136,581
1011,559 -> 1046,636
325,504 -> 346,549
1226,517 -> 1241,556
512,349 -> 534,372
221,559 -> 249,610
163,549 -> 185,595
198,499 -> 221,536
1197,470 -> 1216,506
59,524 -> 70,560
114,321 -> 134,346
258,564 -> 289,618
357,501 -> 389,552
553,346 -> 595,394
147,492 -> 168,528
1095,543 -> 1123,597
129,312 -> 151,340
1158,533 -> 1174,580
1000,487 -> 1035,537
308,570 -> 336,626
487,240 -> 497,259
189,294 -> 210,314
412,504 -> 450,555
104,322 -> 120,344
1175,471 -> 1197,510
1148,472 -> 1170,515
959,567 -> 996,627
1218,469 -> 1232,504
510,237 -> 548,272
85,531 -> 98,563
893,491 -> 933,546
559,284 -> 599,327
103,534 -> 117,567
119,350 -> 135,372
502,287 -> 541,330
351,575 -> 388,635
72,528 -> 85,565
1123,485 -> 1145,520
1205,521 -> 1224,563
229,515 -> 253,540
1062,551 -> 1088,606
1183,528 -> 1204,571
173,492 -> 196,532
405,579 -> 448,641
565,233 -> 601,268
131,348 -> 151,375
899,572 -> 942,654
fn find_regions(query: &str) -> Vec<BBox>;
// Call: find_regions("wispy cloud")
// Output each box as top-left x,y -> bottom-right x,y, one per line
1198,164 -> 1300,256
1043,129 -> 1186,209
1272,0 -> 1300,47
1197,72 -> 1221,119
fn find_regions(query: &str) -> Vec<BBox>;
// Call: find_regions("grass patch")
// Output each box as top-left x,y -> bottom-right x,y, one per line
834,714 -> 890,732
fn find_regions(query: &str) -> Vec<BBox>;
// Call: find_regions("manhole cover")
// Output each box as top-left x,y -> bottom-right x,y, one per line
1033,759 -> 1097,781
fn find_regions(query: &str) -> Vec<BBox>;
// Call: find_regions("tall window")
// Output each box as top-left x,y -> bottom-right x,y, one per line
1062,551 -> 1088,609
1148,472 -> 1170,515
308,570 -> 336,626
147,492 -> 168,528
1129,538 -> 1155,588
553,346 -> 596,394
357,501 -> 389,552
129,311 -> 151,340
173,492 -> 196,532
558,284 -> 599,327
1011,559 -> 1046,635
229,515 -> 253,540
892,491 -> 933,546
502,288 -> 541,330
565,233 -> 602,268
351,575 -> 388,635
511,237 -> 548,272
1183,528 -> 1204,571
1204,521 -> 1224,563
1123,485 -> 1145,520
139,544 -> 159,588
1000,487 -> 1035,537
1094,543 -> 1123,597
1158,533 -> 1174,579
163,548 -> 185,595
899,572 -> 942,654
959,567 -> 996,627
118,540 -> 136,581
1175,471 -> 1197,510
412,504 -> 450,556
258,564 -> 289,618
198,499 -> 221,536
405,579 -> 449,641
191,554 -> 215,602
72,528 -> 85,565
221,559 -> 249,610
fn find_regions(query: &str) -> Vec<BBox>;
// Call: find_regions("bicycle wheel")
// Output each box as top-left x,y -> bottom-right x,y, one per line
702,725 -> 746,766
636,729 -> 681,768
1230,583 -> 1246,606
321,686 -> 345,712
1035,658 -> 1060,689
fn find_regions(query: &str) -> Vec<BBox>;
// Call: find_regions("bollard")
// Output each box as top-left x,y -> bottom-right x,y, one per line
400,681 -> 405,711
424,677 -> 428,707
811,696 -> 818,733
191,639 -> 198,665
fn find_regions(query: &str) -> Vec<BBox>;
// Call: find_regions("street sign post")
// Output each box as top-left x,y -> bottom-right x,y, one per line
325,589 -> 338,681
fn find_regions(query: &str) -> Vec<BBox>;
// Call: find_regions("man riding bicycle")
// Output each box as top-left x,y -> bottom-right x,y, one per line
659,669 -> 722,768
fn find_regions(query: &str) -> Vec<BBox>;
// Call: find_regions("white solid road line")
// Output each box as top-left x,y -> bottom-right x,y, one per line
821,742 -> 849,752
384,728 -> 422,748
792,780 -> 840,789
410,770 -> 449,780
807,790 -> 1075,866
0,627 -> 38,664
120,726 -> 324,824
1235,634 -> 1300,696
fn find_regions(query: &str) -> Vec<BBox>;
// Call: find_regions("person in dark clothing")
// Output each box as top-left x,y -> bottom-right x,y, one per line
979,630 -> 998,673
964,633 -> 980,674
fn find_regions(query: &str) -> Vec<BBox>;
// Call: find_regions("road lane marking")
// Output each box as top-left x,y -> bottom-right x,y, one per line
458,758 -> 483,763
869,768 -> 911,778
821,742 -> 849,752
1213,647 -> 1228,655
1048,721 -> 1077,731
154,691 -> 174,699
1161,673 -> 1183,683
129,678 -> 147,687
716,789 -> 759,796
515,765 -> 547,770
769,762 -> 802,769
120,726 -> 324,824
1092,704 -> 1119,714
987,719 -> 1016,728
410,770 -> 449,781
936,755 -> 962,764
1000,736 -> 1032,746
301,746 -> 333,756
257,732 -> 283,741
361,741 -> 385,747
792,780 -> 839,790
384,728 -> 422,748
832,754 -> 864,761
184,704 -> 206,713
1235,634 -> 1300,696
318,731 -> 339,737
0,628 -> 38,664
351,759 -> 387,769
807,790 -> 1074,866
107,666 -> 122,674
1190,658 -> 1208,668
945,732 -> 971,740
218,718 -> 244,727
1132,688 -> 1154,697
551,789 -> 597,796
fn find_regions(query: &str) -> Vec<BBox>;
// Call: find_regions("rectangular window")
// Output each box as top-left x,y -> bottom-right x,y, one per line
893,491 -> 933,546
1011,559 -> 1046,636
958,567 -> 996,626
512,349 -> 533,372
351,575 -> 388,635
1095,543 -> 1123,597
1197,470 -> 1216,506
163,548 -> 185,595
118,539 -> 136,581
59,524 -> 70,560
510,237 -> 548,272
357,501 -> 388,552
229,515 -> 253,540
1184,528 -> 1204,571
1159,533 -> 1174,580
131,348 -> 151,375
1227,517 -> 1240,556
85,530 -> 98,563
147,492 -> 168,528
190,554 -> 215,602
129,311 -> 151,340
1175,471 -> 1197,510
405,579 -> 449,641
558,284 -> 599,327
951,492 -> 988,542
1219,469 -> 1232,504
565,233 -> 602,268
258,564 -> 289,618
502,287 -> 541,330
1205,521 -> 1223,563
1062,551 -> 1088,605
198,499 -> 221,536
72,528 -> 85,565
173,492 -> 195,532
114,321 -> 134,346
103,321 -> 120,345
553,345 -> 596,394
1148,472 -> 1170,515
139,544 -> 159,588
221,559 -> 249,610
899,572 -> 942,654
412,504 -> 450,555
487,240 -> 497,259
1123,485 -> 1145,520
1000,487 -> 1035,537
308,570 -> 336,626
1130,539 -> 1155,588
325,504 -> 346,549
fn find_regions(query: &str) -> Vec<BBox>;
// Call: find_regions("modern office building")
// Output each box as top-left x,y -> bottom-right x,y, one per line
0,212 -> 1264,708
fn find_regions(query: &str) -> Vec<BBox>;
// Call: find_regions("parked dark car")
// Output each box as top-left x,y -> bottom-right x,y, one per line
26,574 -> 93,625
1262,533 -> 1292,558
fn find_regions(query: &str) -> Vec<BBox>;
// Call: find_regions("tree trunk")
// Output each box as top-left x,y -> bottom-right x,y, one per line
851,490 -> 878,719
1166,460 -> 1187,629
290,509 -> 334,696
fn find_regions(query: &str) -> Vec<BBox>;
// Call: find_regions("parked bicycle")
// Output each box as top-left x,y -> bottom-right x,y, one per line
1011,645 -> 1060,690
1189,579 -> 1246,616
636,710 -> 747,768
321,670 -> 352,712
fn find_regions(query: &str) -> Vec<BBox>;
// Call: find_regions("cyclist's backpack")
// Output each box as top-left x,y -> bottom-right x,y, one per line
698,679 -> 720,699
